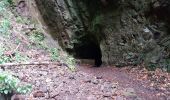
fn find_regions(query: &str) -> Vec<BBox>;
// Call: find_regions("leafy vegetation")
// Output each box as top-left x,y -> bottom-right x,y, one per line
0,44 -> 11,64
0,0 -> 77,72
28,30 -> 48,49
0,0 -> 30,64
59,52 -> 76,71
160,59 -> 170,72
0,0 -> 12,39
7,0 -> 13,5
0,0 -> 73,72
14,52 -> 29,63
49,48 -> 59,61
91,14 -> 103,33
28,30 -> 76,70
0,71 -> 32,95
16,16 -> 31,24
65,56 -> 76,71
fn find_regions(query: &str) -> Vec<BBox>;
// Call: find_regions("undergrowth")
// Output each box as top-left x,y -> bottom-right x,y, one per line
0,0 -> 77,98
0,44 -> 11,64
49,48 -> 59,61
0,71 -> 32,95
28,30 -> 48,49
0,0 -> 76,71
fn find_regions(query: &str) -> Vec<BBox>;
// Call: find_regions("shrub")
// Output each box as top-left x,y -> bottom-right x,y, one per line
49,48 -> 59,61
0,71 -> 32,95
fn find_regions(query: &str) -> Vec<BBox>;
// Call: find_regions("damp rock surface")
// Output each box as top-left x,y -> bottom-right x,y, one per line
34,0 -> 170,70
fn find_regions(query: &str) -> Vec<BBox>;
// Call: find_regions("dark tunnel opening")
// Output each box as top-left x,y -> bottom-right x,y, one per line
74,41 -> 102,67
72,0 -> 112,66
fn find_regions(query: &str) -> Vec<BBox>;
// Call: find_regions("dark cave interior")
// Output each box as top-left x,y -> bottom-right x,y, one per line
74,37 -> 102,67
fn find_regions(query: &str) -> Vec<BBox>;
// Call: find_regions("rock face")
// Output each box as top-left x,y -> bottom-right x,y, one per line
34,0 -> 170,71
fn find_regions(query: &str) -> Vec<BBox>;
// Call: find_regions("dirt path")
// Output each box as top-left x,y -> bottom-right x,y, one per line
78,65 -> 170,100
4,63 -> 169,100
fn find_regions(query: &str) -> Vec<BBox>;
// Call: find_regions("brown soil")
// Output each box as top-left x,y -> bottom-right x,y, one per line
4,63 -> 170,100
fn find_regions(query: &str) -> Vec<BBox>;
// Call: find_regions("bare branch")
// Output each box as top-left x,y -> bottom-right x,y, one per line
0,61 -> 61,67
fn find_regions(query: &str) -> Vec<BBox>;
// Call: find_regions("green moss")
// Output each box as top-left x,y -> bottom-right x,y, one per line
91,14 -> 103,33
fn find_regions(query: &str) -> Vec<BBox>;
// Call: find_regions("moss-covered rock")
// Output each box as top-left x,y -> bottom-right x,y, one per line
34,0 -> 170,71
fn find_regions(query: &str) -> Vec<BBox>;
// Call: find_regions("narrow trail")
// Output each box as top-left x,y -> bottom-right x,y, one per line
78,65 -> 165,100
5,63 -> 169,100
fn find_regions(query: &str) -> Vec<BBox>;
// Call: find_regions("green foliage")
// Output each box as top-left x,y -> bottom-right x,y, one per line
160,59 -> 170,72
0,0 -> 9,8
0,0 -> 13,5
91,14 -> 103,32
0,45 -> 11,64
0,71 -> 32,95
16,84 -> 32,94
65,56 -> 76,71
0,55 -> 11,64
15,38 -> 21,45
146,63 -> 157,71
29,31 -> 45,42
0,44 -> 29,64
0,19 -> 11,37
145,58 -> 170,72
14,52 -> 29,63
16,16 -> 31,24
49,48 -> 59,61
59,53 -> 76,71
29,30 -> 48,49
0,0 -> 77,74
7,0 -> 13,5
0,44 -> 6,57
0,0 -> 12,38
48,47 -> 76,71
0,0 -> 12,16
0,1 -> 7,13
124,53 -> 144,65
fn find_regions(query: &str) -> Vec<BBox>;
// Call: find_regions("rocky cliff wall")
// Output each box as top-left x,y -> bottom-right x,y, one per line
34,0 -> 170,71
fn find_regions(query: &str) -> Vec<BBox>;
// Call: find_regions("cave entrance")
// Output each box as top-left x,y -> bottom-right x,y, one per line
72,0 -> 104,66
74,40 -> 102,67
